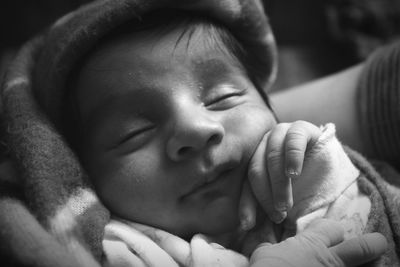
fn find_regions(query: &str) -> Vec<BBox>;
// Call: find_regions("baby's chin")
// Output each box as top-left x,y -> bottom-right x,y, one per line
189,196 -> 240,238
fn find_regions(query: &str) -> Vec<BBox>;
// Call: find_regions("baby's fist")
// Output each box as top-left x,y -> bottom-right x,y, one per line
246,121 -> 322,224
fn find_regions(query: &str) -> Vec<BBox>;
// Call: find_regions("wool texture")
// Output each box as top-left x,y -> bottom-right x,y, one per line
358,40 -> 400,169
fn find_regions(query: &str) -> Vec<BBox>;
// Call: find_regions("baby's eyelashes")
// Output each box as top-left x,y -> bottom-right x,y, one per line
203,85 -> 247,110
109,123 -> 156,153
118,125 -> 155,143
205,92 -> 245,110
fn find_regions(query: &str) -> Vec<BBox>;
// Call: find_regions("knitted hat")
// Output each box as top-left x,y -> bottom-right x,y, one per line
34,0 -> 277,124
1,0 -> 277,266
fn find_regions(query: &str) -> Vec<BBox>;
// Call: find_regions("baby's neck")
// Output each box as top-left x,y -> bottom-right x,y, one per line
202,228 -> 243,248
207,218 -> 283,256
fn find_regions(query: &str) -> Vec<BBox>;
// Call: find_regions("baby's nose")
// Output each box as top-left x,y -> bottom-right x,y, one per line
166,110 -> 224,162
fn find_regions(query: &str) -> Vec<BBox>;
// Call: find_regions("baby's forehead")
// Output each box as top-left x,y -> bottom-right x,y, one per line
83,15 -> 243,71
77,23 -> 247,95
75,21 -> 251,120
80,36 -> 244,86
78,43 -> 247,103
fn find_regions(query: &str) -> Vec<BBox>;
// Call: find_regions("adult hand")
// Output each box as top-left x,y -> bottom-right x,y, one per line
250,219 -> 387,267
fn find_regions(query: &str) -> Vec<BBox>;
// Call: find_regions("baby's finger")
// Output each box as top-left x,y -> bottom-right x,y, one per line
238,181 -> 257,231
248,132 -> 275,220
284,121 -> 321,177
266,123 -> 292,222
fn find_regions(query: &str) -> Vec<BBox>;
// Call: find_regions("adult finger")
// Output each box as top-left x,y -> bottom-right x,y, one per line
330,233 -> 387,266
266,123 -> 292,222
284,121 -> 321,178
125,222 -> 190,266
238,181 -> 257,231
248,132 -> 275,221
302,219 -> 345,247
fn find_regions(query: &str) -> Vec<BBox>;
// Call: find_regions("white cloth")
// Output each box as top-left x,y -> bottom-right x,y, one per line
102,219 -> 248,267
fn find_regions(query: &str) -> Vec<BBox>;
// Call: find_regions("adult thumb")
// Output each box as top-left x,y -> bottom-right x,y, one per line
330,232 -> 387,266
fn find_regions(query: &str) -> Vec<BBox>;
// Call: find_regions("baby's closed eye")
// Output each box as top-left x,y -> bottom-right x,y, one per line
111,120 -> 156,152
119,124 -> 155,144
204,84 -> 247,110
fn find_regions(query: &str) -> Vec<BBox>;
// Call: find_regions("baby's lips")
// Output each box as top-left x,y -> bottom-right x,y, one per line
181,160 -> 239,197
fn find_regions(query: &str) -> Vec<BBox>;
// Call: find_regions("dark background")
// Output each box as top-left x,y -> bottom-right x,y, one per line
1,0 -> 400,91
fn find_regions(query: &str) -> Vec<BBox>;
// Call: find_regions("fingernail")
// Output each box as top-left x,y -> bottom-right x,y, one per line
240,219 -> 250,231
240,216 -> 255,231
286,168 -> 299,178
275,202 -> 288,212
271,211 -> 287,224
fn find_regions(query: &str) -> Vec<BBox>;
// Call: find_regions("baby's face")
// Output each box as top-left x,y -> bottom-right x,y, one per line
76,23 -> 276,238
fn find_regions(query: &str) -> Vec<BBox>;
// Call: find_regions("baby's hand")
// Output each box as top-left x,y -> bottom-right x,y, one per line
239,121 -> 322,229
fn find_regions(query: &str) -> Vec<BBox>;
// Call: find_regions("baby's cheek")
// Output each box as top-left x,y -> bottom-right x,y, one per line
201,196 -> 240,232
226,106 -> 275,156
88,150 -> 159,212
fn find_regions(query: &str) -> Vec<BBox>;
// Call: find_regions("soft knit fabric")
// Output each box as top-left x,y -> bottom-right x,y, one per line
326,0 -> 400,59
358,40 -> 400,169
348,152 -> 400,266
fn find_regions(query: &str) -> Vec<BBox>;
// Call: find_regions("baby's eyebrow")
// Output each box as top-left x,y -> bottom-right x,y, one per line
193,57 -> 247,90
82,85 -> 169,133
193,58 -> 238,74
82,94 -> 141,132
